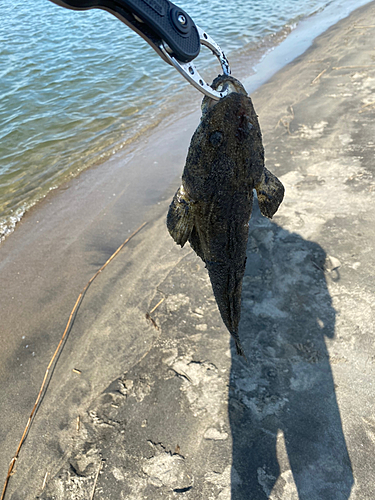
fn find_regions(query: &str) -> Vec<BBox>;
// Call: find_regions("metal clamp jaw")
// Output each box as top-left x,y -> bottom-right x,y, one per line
160,25 -> 231,100
48,0 -> 231,100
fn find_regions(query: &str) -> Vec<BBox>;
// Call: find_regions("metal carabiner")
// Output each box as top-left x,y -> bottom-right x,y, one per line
160,25 -> 231,101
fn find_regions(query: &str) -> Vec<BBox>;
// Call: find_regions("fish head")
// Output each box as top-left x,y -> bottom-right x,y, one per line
183,76 -> 265,199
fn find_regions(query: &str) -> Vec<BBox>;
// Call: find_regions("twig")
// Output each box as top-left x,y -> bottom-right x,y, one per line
1,222 -> 147,500
41,472 -> 49,491
171,368 -> 192,383
90,461 -> 102,500
311,260 -> 324,272
76,415 -> 80,432
149,297 -> 165,315
332,65 -> 375,70
145,313 -> 160,330
311,68 -> 327,84
145,296 -> 165,330
359,101 -> 375,113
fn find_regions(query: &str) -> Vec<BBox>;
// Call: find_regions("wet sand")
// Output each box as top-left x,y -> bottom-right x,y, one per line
1,2 -> 375,498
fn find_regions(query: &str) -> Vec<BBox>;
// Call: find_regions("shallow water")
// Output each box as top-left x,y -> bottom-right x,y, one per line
0,0 -> 365,238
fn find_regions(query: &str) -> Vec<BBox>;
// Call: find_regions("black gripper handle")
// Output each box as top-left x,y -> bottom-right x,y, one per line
49,0 -> 201,63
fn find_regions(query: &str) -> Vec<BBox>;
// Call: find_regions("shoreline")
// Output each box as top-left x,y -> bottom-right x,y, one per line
1,1 -> 375,498
1,0 -> 373,243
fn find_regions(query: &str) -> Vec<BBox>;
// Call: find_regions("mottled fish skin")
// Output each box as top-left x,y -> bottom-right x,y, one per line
167,75 -> 284,357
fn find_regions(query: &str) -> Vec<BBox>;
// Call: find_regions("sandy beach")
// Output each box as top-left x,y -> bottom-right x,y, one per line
1,2 -> 375,498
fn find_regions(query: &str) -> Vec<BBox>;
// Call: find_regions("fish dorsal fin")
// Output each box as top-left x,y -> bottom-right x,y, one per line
167,185 -> 195,247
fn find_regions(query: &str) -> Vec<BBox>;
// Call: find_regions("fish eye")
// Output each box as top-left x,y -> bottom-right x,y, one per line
209,131 -> 223,146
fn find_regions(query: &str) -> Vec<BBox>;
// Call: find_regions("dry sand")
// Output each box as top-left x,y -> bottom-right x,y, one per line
1,2 -> 375,499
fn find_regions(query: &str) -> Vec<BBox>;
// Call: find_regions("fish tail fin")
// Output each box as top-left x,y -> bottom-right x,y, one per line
205,260 -> 247,359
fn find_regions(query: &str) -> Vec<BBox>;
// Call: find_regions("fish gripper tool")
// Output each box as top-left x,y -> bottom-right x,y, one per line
48,0 -> 231,100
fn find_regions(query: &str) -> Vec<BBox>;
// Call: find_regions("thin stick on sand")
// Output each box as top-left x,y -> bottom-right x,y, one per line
149,297 -> 165,315
311,68 -> 327,84
1,222 -> 147,500
332,65 -> 375,70
90,461 -> 103,500
359,100 -> 375,113
145,296 -> 166,330
41,472 -> 49,491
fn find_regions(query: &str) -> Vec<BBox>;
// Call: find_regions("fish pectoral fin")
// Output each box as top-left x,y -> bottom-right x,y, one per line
255,168 -> 285,219
188,225 -> 205,262
167,185 -> 195,247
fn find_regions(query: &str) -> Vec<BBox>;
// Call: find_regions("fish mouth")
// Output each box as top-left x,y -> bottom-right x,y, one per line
202,75 -> 248,113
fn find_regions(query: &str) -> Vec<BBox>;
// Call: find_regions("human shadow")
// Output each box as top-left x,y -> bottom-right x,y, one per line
229,204 -> 353,500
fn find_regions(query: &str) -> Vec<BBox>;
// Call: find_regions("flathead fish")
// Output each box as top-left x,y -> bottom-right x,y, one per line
167,75 -> 284,356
